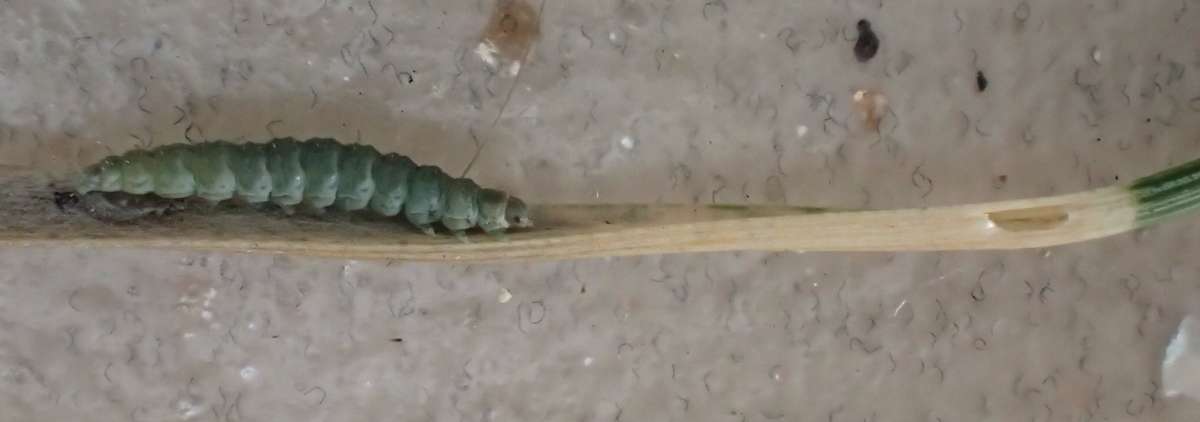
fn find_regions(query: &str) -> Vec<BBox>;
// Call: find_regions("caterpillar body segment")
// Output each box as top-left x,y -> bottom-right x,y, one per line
442,177 -> 482,242
228,142 -> 272,204
334,144 -> 381,211
367,153 -> 417,217
72,138 -> 532,238
298,138 -> 341,209
265,138 -> 306,207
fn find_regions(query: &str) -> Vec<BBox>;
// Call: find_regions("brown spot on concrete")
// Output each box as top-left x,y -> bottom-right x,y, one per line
480,0 -> 542,64
852,89 -> 888,133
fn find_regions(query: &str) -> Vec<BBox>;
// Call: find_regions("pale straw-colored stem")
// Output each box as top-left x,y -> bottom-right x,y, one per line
3,156 -> 1198,263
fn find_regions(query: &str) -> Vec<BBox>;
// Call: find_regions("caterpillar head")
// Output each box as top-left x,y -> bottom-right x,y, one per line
478,189 -> 532,233
74,158 -> 124,194
505,196 -> 532,228
74,170 -> 101,194
74,162 -> 110,194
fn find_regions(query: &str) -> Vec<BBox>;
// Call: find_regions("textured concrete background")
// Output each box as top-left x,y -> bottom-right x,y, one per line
2,0 -> 1200,420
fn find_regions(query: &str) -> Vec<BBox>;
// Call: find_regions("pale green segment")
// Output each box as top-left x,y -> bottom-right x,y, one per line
265,138 -> 305,206
75,156 -> 122,193
119,150 -> 155,195
188,141 -> 237,202
367,153 -> 416,216
150,144 -> 196,199
228,142 -> 273,203
404,165 -> 450,228
442,177 -> 481,232
96,157 -> 124,192
72,171 -> 98,193
476,188 -> 510,233
299,138 -> 341,208
334,144 -> 380,211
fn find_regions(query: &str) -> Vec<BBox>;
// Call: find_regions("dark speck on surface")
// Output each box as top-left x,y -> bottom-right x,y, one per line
976,70 -> 988,92
854,19 -> 879,62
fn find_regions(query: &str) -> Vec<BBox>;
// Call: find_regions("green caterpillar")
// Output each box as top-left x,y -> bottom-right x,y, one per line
68,137 -> 532,240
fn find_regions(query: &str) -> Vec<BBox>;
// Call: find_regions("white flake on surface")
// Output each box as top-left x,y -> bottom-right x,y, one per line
240,366 -> 259,381
619,136 -> 636,150
1164,315 -> 1200,399
475,40 -> 500,68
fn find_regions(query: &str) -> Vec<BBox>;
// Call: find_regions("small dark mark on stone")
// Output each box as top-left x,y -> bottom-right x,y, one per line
992,174 -> 1007,189
976,70 -> 988,92
854,19 -> 879,62
53,191 -> 79,212
390,338 -> 404,342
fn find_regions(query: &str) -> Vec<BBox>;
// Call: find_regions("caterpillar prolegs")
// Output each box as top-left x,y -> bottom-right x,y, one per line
64,138 -> 532,240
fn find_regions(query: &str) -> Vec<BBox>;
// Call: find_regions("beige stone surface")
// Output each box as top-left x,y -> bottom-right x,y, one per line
2,0 -> 1200,420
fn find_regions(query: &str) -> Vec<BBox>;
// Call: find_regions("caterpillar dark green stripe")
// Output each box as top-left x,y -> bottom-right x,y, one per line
72,138 -> 532,240
1129,157 -> 1200,226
